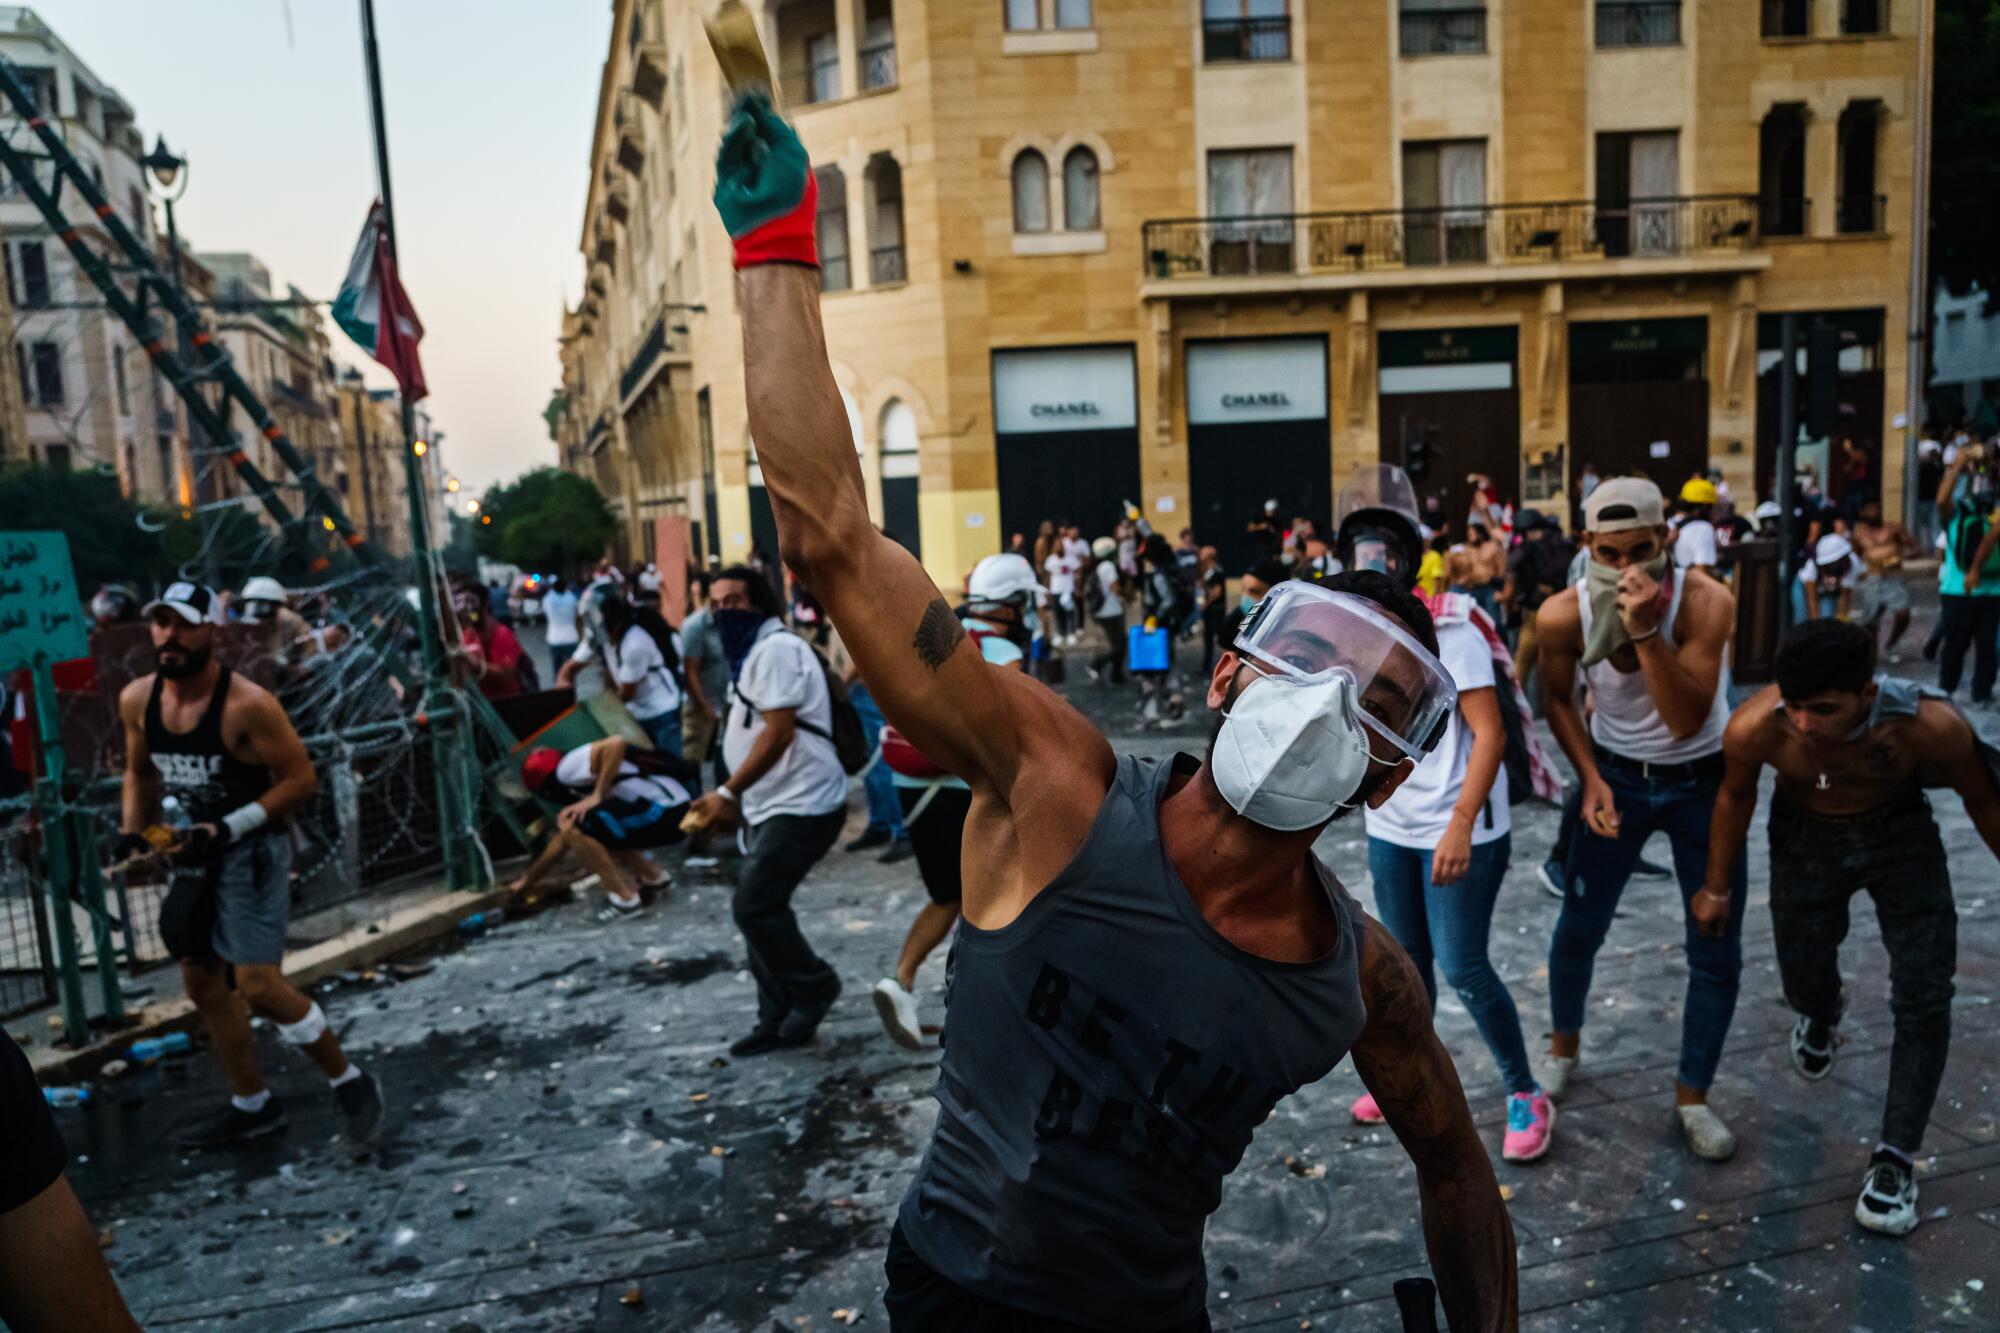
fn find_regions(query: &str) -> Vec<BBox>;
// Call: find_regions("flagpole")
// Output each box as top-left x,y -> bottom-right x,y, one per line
358,0 -> 479,891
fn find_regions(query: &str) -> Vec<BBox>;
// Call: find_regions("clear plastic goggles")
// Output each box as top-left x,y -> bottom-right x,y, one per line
1234,582 -> 1457,759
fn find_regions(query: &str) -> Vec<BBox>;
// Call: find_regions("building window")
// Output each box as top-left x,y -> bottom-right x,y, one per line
1399,1 -> 1486,56
1203,0 -> 1289,61
1837,101 -> 1883,234
114,347 -> 129,414
1595,1 -> 1680,47
1007,0 -> 1089,30
1758,104 -> 1809,236
1012,149 -> 1051,233
806,31 -> 841,103
867,154 -> 906,284
43,442 -> 70,471
1596,130 -> 1680,256
128,186 -> 148,237
30,341 -> 64,405
861,0 -> 897,90
1206,147 -> 1293,274
1762,0 -> 1809,37
1063,147 -> 1100,230
816,165 -> 851,290
17,242 -> 49,308
1402,140 -> 1487,265
1841,0 -> 1883,35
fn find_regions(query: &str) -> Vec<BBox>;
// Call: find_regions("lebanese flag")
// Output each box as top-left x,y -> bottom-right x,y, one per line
332,200 -> 427,402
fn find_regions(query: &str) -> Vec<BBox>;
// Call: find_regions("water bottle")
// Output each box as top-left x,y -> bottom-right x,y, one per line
457,908 -> 506,936
43,1086 -> 90,1108
127,1031 -> 193,1064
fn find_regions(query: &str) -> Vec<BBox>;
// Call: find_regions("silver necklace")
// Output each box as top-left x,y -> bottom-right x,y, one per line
1815,771 -> 1830,791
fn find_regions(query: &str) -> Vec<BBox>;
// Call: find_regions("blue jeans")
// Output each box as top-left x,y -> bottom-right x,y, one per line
1549,762 -> 1747,1091
849,682 -> 906,839
639,707 -> 683,758
1368,834 -> 1535,1095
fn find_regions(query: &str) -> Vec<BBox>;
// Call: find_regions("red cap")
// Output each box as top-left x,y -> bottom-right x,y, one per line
520,748 -> 561,792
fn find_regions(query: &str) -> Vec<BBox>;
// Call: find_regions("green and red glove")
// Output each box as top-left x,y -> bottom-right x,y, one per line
713,93 -> 818,271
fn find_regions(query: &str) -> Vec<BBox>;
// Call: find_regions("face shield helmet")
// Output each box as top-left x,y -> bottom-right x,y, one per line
1333,463 -> 1426,587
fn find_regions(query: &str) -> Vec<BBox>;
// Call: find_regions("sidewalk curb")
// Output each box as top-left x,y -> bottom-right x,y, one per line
25,884 -> 508,1085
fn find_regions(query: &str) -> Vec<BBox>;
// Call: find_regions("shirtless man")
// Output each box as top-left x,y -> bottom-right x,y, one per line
1848,499 -> 1919,659
1701,618 -> 2000,1235
1447,523 -> 1507,626
713,93 -> 1516,1331
114,583 -> 384,1148
1535,478 -> 1745,1160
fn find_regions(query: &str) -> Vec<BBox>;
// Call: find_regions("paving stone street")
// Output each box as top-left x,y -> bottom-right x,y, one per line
46,640 -> 2000,1332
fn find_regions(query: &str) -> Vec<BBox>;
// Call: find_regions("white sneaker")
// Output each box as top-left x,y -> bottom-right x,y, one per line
1536,862 -> 1567,899
1854,1152 -> 1918,1236
1541,1053 -> 1579,1101
1790,1015 -> 1836,1080
872,977 -> 924,1050
1676,1103 -> 1737,1161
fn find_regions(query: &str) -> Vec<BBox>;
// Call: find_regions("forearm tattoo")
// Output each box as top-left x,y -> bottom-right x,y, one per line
914,598 -> 966,672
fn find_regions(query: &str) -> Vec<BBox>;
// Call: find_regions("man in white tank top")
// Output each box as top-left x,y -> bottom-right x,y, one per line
1533,477 -> 1745,1161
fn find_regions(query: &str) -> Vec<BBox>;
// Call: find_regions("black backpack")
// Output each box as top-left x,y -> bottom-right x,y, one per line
736,634 -> 872,775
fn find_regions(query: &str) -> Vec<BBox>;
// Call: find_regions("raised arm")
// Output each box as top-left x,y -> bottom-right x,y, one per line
1630,572 -> 1731,740
1350,915 -> 1518,1332
718,99 -> 1033,793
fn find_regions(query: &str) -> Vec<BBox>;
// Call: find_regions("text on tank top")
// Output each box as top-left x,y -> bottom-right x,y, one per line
1575,569 -> 1731,763
143,669 -> 272,824
897,753 -> 1367,1329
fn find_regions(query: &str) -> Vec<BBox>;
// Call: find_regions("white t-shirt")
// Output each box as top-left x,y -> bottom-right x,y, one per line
553,745 -> 690,807
1093,561 -> 1123,619
1062,536 -> 1090,565
1674,518 -> 1718,569
542,589 -> 580,645
1797,558 -> 1861,590
570,625 -> 680,719
1365,620 -> 1510,850
723,621 -> 848,824
1044,553 -> 1079,597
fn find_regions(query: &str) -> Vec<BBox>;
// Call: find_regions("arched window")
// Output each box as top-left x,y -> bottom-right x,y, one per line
880,399 -> 919,458
815,165 -> 850,290
865,153 -> 906,284
1012,149 -> 1050,234
1063,146 -> 1100,231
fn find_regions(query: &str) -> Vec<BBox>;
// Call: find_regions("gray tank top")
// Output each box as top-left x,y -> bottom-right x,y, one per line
897,753 -> 1368,1329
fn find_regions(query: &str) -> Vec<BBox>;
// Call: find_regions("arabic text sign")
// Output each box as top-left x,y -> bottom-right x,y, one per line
0,532 -> 88,672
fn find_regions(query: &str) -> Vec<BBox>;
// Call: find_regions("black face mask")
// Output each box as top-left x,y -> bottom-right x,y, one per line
156,640 -> 212,681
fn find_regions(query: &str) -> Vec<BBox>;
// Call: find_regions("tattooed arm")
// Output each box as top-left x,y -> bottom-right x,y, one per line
734,266 -> 1108,802
1350,915 -> 1519,1333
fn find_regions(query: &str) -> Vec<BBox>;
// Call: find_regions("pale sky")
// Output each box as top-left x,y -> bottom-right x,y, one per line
35,0 -> 610,493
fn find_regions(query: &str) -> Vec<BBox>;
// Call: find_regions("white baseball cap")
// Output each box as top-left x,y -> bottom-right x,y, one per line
1814,533 -> 1853,565
240,575 -> 287,604
142,581 -> 221,625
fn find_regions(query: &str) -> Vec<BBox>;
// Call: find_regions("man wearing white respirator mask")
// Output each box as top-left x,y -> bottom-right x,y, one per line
716,91 -> 1516,1331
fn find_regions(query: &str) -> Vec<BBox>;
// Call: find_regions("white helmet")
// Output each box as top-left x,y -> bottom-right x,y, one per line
241,576 -> 288,605
966,553 -> 1039,605
1752,500 -> 1783,524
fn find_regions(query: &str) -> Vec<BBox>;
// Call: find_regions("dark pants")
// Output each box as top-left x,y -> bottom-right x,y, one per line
885,1222 -> 1212,1333
549,640 -> 578,681
1769,792 -> 1956,1153
732,809 -> 845,1028
1089,615 -> 1127,682
1550,756 -> 1747,1091
1937,593 -> 2000,702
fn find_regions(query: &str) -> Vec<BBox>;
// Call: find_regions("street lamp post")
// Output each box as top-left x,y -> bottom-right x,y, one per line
139,135 -> 223,589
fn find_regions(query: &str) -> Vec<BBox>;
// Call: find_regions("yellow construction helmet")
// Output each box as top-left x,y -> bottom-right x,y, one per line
1678,477 -> 1719,506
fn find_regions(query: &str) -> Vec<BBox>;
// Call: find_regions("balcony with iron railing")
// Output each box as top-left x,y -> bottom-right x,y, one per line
1141,195 -> 1765,285
1400,7 -> 1486,56
1758,195 -> 1811,237
1836,193 -> 1887,235
1203,15 -> 1291,62
1596,1 -> 1680,47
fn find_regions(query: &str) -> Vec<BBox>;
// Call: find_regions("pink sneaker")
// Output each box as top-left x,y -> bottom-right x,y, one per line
1502,1090 -> 1556,1162
1350,1091 -> 1384,1124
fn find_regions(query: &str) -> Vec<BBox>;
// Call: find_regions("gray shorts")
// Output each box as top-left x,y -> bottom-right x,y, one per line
1857,572 -> 1912,619
211,832 -> 293,965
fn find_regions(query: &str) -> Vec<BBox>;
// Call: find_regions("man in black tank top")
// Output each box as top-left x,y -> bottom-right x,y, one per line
715,99 -> 1518,1333
113,583 -> 386,1150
